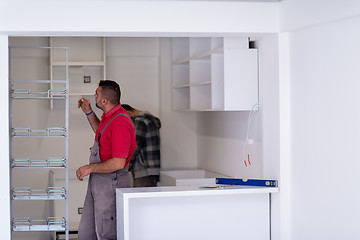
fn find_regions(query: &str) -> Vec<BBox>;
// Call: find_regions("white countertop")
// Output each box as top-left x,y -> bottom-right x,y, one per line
116,185 -> 278,199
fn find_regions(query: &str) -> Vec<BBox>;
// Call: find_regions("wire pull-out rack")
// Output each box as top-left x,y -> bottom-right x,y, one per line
9,46 -> 70,239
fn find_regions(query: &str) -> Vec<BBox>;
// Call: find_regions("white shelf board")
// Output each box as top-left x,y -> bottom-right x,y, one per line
173,84 -> 190,89
11,80 -> 66,84
173,82 -> 214,89
173,47 -> 223,64
191,81 -> 211,86
52,61 -> 105,67
69,93 -> 94,96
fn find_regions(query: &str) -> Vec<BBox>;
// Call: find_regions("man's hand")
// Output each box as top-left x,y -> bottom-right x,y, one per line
76,158 -> 126,181
76,165 -> 93,181
78,97 -> 92,114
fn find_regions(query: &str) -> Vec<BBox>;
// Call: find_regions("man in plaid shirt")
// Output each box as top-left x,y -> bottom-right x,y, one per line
122,104 -> 161,187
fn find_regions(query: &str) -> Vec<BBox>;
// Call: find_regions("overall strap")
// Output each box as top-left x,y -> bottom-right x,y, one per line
97,113 -> 132,143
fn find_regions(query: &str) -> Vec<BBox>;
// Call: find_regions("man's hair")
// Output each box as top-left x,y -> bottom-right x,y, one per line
99,80 -> 121,105
121,104 -> 135,112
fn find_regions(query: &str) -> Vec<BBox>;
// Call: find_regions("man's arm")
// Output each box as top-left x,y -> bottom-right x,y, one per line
76,157 -> 126,181
86,111 -> 100,133
130,119 -> 146,163
78,97 -> 100,133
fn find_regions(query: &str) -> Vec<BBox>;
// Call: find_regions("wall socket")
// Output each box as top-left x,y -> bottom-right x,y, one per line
78,207 -> 83,214
83,76 -> 91,83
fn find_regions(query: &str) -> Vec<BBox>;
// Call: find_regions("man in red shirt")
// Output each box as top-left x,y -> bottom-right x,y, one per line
76,80 -> 136,240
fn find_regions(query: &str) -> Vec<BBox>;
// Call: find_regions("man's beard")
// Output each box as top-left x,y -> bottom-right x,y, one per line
96,102 -> 103,111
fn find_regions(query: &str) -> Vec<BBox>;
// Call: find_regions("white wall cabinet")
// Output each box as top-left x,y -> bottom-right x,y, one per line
172,37 -> 258,111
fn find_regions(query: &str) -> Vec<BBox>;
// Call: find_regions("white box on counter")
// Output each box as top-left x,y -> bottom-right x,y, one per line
158,169 -> 228,187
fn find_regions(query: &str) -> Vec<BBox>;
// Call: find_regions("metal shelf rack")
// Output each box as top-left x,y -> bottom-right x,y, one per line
9,46 -> 70,240
12,157 -> 66,168
12,187 -> 66,200
12,217 -> 66,232
12,127 -> 66,137
12,89 -> 66,99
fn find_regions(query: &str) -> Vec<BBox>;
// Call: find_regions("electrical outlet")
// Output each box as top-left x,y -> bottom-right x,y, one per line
78,207 -> 83,214
83,76 -> 91,83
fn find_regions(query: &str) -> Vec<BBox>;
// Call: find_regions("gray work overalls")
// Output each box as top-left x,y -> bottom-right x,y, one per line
78,114 -> 131,240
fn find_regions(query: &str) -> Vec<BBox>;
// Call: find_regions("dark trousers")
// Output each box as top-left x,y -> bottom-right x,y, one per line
133,175 -> 159,187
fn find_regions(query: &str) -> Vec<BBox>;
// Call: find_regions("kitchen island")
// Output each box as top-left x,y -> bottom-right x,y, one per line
116,185 -> 278,240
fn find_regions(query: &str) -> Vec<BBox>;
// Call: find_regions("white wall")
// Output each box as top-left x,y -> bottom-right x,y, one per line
159,38 -> 198,169
0,34 -> 10,240
106,37 -> 160,116
280,0 -> 360,32
196,35 -> 280,180
279,1 -> 360,239
289,16 -> 360,240
197,110 -> 263,178
260,34 -> 280,181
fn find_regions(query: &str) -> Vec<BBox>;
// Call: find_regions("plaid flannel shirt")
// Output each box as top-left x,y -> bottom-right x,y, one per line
130,112 -> 161,179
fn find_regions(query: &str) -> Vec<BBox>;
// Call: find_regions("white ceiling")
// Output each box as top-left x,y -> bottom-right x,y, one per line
109,0 -> 280,1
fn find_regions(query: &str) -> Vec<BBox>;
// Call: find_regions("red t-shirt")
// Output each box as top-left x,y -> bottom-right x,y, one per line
95,104 -> 136,167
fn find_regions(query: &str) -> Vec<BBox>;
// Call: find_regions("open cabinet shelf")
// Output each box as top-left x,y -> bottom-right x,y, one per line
172,37 -> 259,111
